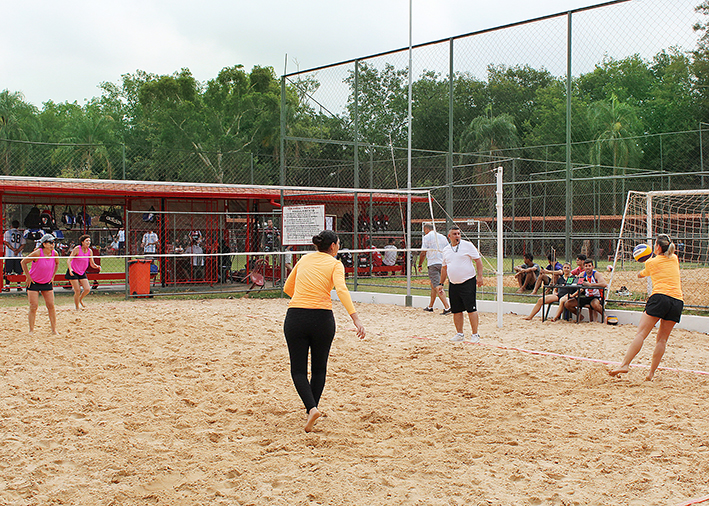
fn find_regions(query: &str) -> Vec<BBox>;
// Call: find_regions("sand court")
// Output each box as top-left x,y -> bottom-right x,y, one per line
1,297 -> 708,505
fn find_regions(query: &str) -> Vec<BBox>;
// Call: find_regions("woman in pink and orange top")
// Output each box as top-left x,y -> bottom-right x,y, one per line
21,233 -> 60,335
66,234 -> 101,310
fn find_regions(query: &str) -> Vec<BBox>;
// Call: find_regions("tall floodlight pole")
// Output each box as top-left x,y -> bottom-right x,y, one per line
406,0 -> 413,306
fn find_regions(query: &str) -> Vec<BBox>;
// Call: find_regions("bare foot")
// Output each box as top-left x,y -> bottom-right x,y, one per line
645,372 -> 655,381
304,407 -> 321,432
523,315 -> 534,320
515,287 -> 525,294
80,302 -> 87,308
609,366 -> 629,377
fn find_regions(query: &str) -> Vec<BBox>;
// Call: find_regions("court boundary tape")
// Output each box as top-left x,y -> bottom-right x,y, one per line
676,495 -> 709,506
405,335 -> 709,376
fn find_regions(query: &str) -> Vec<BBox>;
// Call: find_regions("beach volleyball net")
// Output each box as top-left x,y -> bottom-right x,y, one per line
609,189 -> 709,309
122,185 -> 443,297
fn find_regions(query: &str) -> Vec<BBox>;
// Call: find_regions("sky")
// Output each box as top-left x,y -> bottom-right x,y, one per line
1,0 -> 701,108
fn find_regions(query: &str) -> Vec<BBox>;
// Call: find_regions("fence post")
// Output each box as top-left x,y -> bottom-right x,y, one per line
280,76 -> 286,187
565,11 -> 573,262
447,37 -> 454,221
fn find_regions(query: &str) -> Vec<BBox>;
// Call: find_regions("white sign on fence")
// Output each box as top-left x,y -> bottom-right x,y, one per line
282,205 -> 326,246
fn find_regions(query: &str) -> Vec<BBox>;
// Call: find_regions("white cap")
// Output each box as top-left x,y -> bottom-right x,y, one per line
38,233 -> 56,244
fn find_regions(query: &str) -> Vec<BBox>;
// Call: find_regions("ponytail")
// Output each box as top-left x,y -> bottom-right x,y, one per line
656,234 -> 675,257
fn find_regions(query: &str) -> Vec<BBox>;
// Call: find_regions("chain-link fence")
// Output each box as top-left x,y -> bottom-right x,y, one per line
0,141 -> 280,185
3,0 -> 709,311
282,0 -> 706,260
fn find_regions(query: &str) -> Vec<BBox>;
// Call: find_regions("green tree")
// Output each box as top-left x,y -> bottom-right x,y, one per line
49,100 -> 116,179
138,65 -> 280,183
344,62 -> 408,148
0,90 -> 39,174
588,94 -> 642,214
459,110 -> 519,206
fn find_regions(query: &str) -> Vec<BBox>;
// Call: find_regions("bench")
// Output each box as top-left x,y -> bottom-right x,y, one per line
344,265 -> 404,276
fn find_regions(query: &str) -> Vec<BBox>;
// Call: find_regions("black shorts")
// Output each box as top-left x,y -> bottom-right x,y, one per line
449,276 -> 477,314
4,258 -> 22,275
645,293 -> 683,323
28,282 -> 53,292
578,296 -> 600,307
65,269 -> 87,280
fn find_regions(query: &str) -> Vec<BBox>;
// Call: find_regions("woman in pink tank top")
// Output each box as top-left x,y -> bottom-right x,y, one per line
20,233 -> 60,335
67,234 -> 101,310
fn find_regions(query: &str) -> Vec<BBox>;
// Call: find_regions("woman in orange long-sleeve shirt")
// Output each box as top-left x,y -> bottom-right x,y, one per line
283,230 -> 365,432
609,234 -> 683,381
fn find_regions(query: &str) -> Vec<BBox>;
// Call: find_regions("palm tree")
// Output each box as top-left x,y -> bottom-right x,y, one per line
52,105 -> 115,179
589,94 -> 642,214
459,110 -> 519,206
0,90 -> 39,174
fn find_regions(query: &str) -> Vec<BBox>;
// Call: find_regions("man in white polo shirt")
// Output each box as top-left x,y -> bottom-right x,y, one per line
418,223 -> 451,314
438,226 -> 484,343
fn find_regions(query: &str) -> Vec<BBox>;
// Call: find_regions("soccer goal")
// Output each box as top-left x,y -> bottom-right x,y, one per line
609,189 -> 709,309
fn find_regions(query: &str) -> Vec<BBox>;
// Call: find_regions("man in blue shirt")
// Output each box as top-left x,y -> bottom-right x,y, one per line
531,253 -> 564,295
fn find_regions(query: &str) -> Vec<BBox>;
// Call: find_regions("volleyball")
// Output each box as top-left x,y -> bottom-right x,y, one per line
633,243 -> 652,262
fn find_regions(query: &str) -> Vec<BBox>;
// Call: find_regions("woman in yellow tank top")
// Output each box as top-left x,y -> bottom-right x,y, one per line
609,234 -> 683,381
283,230 -> 365,432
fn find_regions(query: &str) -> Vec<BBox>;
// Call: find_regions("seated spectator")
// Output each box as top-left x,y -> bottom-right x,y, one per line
514,253 -> 540,293
383,238 -> 397,267
524,262 -> 574,320
531,253 -> 563,295
564,258 -> 608,322
570,254 -> 587,276
183,238 -> 205,280
549,271 -> 580,322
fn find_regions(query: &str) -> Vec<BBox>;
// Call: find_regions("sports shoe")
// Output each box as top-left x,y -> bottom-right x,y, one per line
16,287 -> 22,292
468,333 -> 480,343
423,307 -> 434,312
616,286 -> 631,297
450,333 -> 465,342
441,308 -> 452,315
2,287 -> 9,292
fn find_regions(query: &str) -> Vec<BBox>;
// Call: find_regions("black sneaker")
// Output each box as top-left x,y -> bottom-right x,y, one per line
441,308 -> 452,315
423,307 -> 434,312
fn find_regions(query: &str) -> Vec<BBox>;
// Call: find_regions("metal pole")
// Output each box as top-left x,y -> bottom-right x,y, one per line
447,38 -> 454,220
353,61 -> 360,290
280,76 -> 286,187
496,166 -> 503,329
701,123 -> 706,189
122,143 -> 126,180
565,11 -> 573,262
405,0 -> 413,306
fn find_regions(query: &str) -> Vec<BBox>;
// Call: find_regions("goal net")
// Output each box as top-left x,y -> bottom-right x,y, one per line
610,189 -> 709,309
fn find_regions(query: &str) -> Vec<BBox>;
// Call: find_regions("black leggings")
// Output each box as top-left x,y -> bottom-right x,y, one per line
283,308 -> 336,412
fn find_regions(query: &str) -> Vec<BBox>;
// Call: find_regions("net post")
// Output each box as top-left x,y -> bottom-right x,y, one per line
496,166 -> 504,329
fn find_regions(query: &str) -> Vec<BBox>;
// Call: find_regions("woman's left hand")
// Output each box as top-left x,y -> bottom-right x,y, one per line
351,313 -> 366,340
